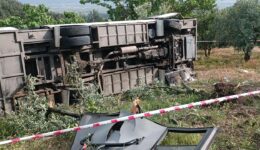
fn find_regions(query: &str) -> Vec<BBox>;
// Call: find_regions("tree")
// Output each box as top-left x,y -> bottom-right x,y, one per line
148,0 -> 216,17
0,4 -> 55,28
80,0 -> 216,20
197,10 -> 217,57
0,0 -> 23,19
80,0 -> 147,20
192,0 -> 217,57
22,4 -> 56,28
0,16 -> 24,28
0,4 -> 86,29
86,10 -> 105,22
214,0 -> 260,61
58,12 -> 86,24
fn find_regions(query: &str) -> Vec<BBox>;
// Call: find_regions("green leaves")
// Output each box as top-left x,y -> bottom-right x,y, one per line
213,0 -> 260,61
80,0 -> 217,22
0,76 -> 77,139
0,0 -> 23,19
22,4 -> 55,28
58,12 -> 85,24
0,16 -> 25,28
65,61 -> 102,113
0,4 -> 86,29
86,10 -> 105,22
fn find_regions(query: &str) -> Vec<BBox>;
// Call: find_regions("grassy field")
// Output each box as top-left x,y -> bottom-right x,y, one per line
1,47 -> 260,150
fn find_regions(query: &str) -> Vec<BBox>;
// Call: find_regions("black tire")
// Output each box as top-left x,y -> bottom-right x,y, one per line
60,36 -> 91,48
60,25 -> 90,37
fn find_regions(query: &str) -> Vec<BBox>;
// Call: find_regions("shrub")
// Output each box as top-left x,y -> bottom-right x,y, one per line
0,76 -> 76,139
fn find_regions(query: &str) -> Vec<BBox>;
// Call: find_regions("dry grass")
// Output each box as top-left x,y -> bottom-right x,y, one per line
196,68 -> 260,82
195,47 -> 260,82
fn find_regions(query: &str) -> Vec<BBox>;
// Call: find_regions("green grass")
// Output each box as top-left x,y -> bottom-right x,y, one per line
160,133 -> 202,145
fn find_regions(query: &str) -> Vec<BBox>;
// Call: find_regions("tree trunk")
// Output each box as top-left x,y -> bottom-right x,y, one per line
204,48 -> 208,57
208,48 -> 211,57
244,52 -> 251,61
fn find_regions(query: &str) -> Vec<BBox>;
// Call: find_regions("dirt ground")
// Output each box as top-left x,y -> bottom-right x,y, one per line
195,47 -> 260,82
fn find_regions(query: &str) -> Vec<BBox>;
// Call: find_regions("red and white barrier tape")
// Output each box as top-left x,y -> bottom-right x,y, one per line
0,90 -> 260,146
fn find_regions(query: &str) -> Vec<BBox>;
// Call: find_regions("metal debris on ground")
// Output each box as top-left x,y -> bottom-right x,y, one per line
72,112 -> 218,150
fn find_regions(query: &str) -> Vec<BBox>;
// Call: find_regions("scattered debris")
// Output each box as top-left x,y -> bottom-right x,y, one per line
166,64 -> 196,86
223,76 -> 230,83
238,69 -> 249,74
179,65 -> 196,82
214,82 -> 238,97
130,97 -> 142,114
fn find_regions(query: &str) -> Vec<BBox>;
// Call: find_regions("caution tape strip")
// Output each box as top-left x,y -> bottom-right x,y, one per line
0,90 -> 260,145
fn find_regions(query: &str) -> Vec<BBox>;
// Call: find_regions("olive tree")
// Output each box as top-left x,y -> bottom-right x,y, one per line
80,0 -> 147,20
214,0 -> 260,61
80,0 -> 216,20
86,9 -> 105,22
0,0 -> 23,19
58,12 -> 85,24
0,4 -> 86,29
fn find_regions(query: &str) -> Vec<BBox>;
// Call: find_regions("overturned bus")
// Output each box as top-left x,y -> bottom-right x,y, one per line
0,13 -> 197,114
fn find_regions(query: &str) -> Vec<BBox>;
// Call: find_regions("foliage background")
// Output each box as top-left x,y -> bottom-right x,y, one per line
0,0 -> 106,28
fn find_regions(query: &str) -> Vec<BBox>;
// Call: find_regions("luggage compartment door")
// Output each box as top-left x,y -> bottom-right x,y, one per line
101,67 -> 154,95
